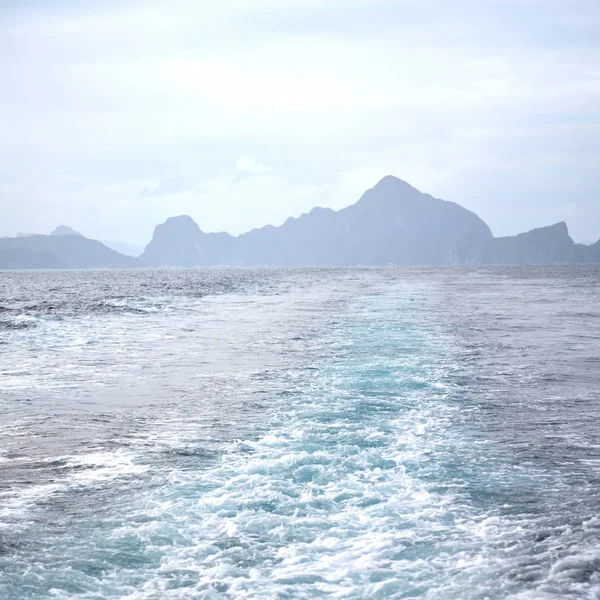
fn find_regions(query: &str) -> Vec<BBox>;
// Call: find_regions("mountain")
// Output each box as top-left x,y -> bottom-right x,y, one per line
0,248 -> 64,269
6,176 -> 599,269
237,177 -> 494,266
141,215 -> 237,267
141,176 -> 494,266
481,222 -> 575,264
480,222 -> 600,264
51,225 -> 143,256
51,225 -> 82,236
0,234 -> 140,269
141,176 -> 600,267
570,238 -> 600,263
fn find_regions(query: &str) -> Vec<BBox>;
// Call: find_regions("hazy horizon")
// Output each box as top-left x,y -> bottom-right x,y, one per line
2,1 -> 599,245
4,174 -> 600,249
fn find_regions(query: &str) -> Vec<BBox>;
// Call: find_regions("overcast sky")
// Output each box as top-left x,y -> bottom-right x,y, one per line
2,0 -> 599,245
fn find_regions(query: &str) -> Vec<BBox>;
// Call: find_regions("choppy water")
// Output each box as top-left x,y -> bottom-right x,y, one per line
1,267 -> 600,600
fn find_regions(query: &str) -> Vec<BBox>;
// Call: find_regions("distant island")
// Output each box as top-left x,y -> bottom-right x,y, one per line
142,176 -> 600,267
0,225 -> 139,269
2,176 -> 599,269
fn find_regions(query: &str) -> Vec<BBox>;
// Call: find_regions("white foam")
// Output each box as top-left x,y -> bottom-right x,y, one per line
0,449 -> 147,524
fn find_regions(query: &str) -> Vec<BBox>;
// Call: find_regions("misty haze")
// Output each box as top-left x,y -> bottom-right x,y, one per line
1,2 -> 600,600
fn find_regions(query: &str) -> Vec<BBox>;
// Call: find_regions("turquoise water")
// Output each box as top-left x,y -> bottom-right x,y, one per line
1,268 -> 600,599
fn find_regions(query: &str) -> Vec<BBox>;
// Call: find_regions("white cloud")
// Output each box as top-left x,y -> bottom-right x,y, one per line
0,0 -> 599,243
236,156 -> 271,174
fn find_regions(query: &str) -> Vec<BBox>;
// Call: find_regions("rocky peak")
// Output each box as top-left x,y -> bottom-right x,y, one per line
51,225 -> 81,236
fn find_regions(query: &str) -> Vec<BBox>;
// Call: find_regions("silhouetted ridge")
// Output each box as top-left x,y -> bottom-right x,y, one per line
141,215 -> 235,267
7,177 -> 597,269
161,215 -> 202,236
140,177 -> 600,266
481,221 -> 577,264
370,175 -> 421,194
51,225 -> 81,236
0,234 -> 140,269
141,176 -> 494,266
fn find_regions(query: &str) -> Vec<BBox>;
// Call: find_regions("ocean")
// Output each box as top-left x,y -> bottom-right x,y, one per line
1,267 -> 600,599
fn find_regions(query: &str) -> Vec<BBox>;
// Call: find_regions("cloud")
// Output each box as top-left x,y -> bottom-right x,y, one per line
140,176 -> 203,198
0,0 -> 599,243
236,155 -> 271,173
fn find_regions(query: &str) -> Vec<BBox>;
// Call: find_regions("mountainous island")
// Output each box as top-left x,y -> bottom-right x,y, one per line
141,176 -> 600,267
0,226 -> 140,269
2,176 -> 599,268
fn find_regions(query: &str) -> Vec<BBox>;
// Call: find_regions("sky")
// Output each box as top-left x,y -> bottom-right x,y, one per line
1,0 -> 599,246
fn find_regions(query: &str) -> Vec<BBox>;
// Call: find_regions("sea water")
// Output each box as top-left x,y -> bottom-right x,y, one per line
1,267 -> 600,599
